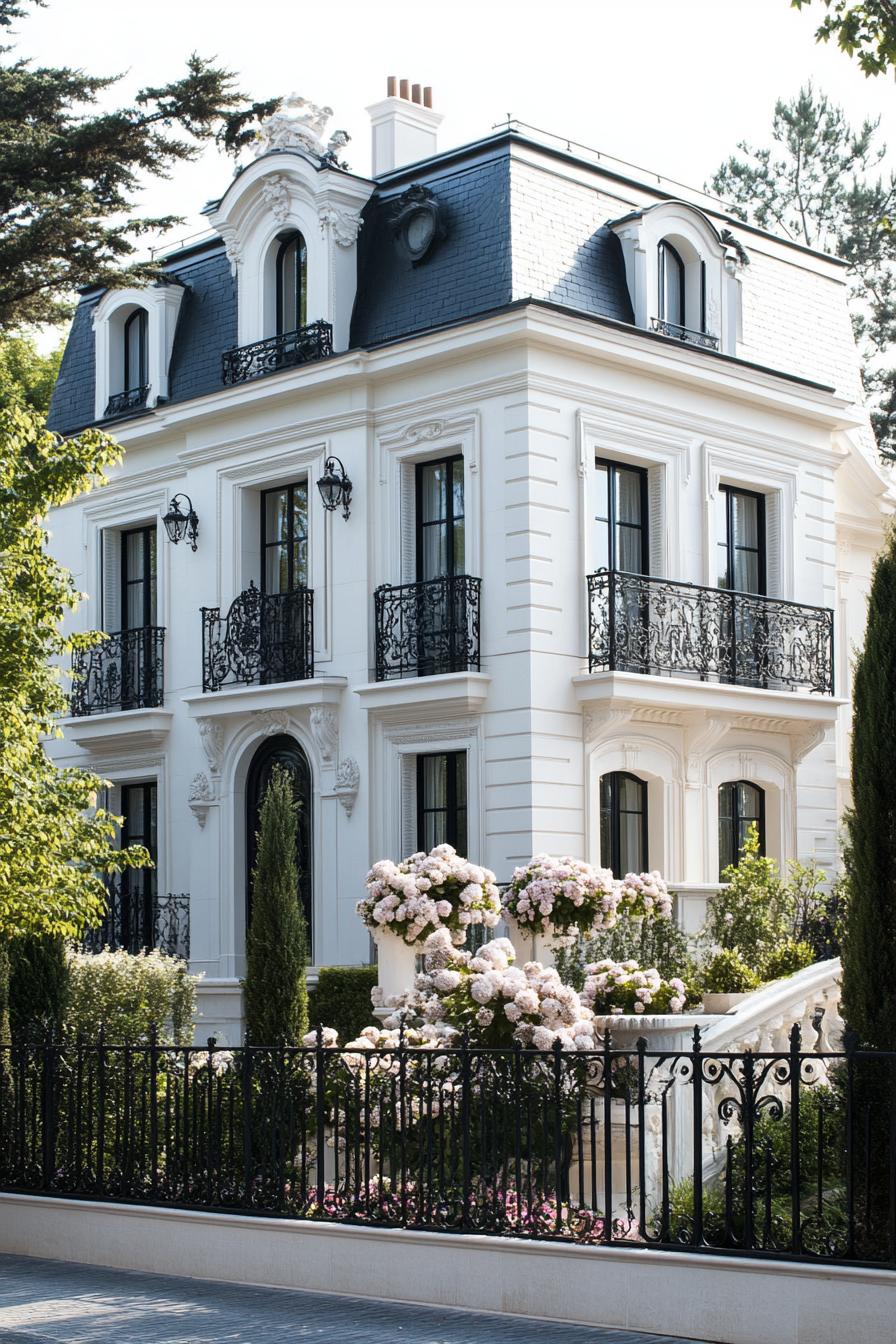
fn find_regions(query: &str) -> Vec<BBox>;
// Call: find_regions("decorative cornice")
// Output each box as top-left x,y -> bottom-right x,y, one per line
318,204 -> 363,247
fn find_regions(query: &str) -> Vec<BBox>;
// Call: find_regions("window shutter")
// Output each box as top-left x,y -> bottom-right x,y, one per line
647,465 -> 665,578
101,529 -> 121,632
400,462 -> 416,583
765,491 -> 781,597
400,754 -> 418,857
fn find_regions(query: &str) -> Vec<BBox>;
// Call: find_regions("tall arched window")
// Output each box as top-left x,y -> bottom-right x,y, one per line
246,735 -> 313,948
275,231 -> 307,334
600,772 -> 648,877
657,240 -> 685,328
123,308 -> 148,393
718,780 -> 765,876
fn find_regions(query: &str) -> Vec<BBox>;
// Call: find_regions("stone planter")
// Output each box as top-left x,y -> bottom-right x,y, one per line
503,913 -> 560,970
373,928 -> 418,1007
702,992 -> 749,1015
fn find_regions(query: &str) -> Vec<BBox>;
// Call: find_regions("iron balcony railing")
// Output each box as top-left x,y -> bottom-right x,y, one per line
649,316 -> 720,350
374,574 -> 481,681
221,321 -> 333,386
70,626 -> 165,716
104,385 -> 150,417
83,878 -> 189,960
202,582 -> 314,693
2,1027 -> 894,1269
587,569 -> 834,694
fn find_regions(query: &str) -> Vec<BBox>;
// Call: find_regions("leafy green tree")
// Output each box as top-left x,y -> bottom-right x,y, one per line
242,766 -> 309,1045
0,0 -> 278,330
708,85 -> 896,456
0,333 -> 63,415
792,0 -> 896,76
7,933 -> 68,1040
842,527 -> 896,1047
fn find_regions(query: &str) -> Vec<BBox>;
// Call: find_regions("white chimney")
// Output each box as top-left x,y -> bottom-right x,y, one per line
366,77 -> 443,176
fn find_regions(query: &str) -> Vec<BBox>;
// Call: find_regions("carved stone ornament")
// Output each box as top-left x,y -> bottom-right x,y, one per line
254,94 -> 350,168
257,708 -> 290,737
224,237 -> 242,275
402,418 -> 445,445
334,757 -> 360,816
309,706 -> 338,764
197,717 -> 224,774
318,204 -> 363,247
188,772 -> 215,828
390,184 -> 447,266
261,173 -> 291,225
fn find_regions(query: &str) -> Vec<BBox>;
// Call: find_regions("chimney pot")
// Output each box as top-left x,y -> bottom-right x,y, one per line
412,83 -> 422,104
423,86 -> 433,109
387,75 -> 397,97
399,78 -> 410,100
367,79 -> 442,175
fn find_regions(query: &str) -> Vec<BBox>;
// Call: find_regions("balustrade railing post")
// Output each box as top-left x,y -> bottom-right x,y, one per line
460,1029 -> 471,1231
789,1023 -> 802,1254
742,1049 -> 756,1250
40,1030 -> 56,1191
607,570 -> 617,671
602,1030 -> 613,1243
636,1035 -> 647,1238
691,1026 -> 703,1247
241,1043 -> 254,1209
845,1028 -> 857,1259
149,1023 -> 159,1202
96,1024 -> 106,1196
315,1026 -> 326,1213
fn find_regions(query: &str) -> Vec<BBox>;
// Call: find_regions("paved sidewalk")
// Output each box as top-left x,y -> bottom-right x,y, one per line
0,1254 -> 712,1344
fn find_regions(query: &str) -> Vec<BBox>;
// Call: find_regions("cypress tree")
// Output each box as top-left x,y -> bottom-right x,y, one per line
8,935 -> 69,1040
242,765 -> 308,1045
843,527 -> 896,1046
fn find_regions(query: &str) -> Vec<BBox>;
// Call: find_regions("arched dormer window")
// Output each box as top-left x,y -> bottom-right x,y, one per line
275,231 -> 307,334
92,285 -> 185,422
657,240 -> 685,329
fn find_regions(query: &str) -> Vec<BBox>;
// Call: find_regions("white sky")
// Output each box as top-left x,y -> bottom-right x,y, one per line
17,0 -> 896,258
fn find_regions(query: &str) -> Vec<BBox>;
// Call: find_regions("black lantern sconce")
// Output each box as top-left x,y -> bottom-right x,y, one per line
316,456 -> 352,521
162,493 -> 199,551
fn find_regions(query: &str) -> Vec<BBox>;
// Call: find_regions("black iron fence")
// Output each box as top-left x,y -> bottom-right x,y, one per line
104,385 -> 150,417
587,570 -> 835,694
374,575 -> 481,681
82,881 -> 190,959
202,583 -> 314,692
2,1027 -> 893,1268
221,322 -> 333,386
70,627 -> 166,716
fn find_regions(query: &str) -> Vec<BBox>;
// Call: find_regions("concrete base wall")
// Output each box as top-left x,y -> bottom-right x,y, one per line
1,1194 -> 893,1344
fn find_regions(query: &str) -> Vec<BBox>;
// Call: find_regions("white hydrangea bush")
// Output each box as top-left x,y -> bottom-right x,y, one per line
357,844 -> 502,947
503,854 -> 619,942
580,959 -> 689,1016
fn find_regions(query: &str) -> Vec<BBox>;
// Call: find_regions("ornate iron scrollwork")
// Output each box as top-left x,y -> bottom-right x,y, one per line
83,877 -> 189,959
649,316 -> 720,350
104,385 -> 150,417
587,569 -> 834,694
374,574 -> 481,681
202,582 -> 314,692
221,321 -> 333,386
70,626 -> 165,716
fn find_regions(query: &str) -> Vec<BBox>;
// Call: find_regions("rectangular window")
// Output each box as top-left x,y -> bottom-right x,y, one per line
594,459 -> 648,575
120,781 -> 158,950
121,526 -> 157,630
716,486 -> 766,595
416,456 -> 465,582
416,751 -> 467,854
261,480 -> 309,593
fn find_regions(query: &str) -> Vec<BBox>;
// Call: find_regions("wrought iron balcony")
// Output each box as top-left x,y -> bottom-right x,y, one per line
374,574 -> 481,682
649,316 -> 719,351
83,877 -> 190,959
70,626 -> 165,716
587,569 -> 834,694
202,582 -> 314,692
104,384 -> 150,417
221,321 -> 333,386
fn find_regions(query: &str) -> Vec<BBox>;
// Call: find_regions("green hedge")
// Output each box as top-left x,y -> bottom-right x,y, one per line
308,965 -> 377,1044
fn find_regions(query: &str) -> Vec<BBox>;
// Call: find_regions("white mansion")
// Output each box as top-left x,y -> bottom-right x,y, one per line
46,85 -> 892,1040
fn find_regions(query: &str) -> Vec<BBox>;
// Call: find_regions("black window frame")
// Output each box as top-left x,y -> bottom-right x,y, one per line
415,454 -> 465,583
594,457 -> 649,575
718,779 -> 766,877
120,779 -> 158,947
123,308 -> 148,393
275,231 -> 308,336
260,479 -> 309,595
600,771 -> 648,878
416,750 -> 468,854
657,239 -> 686,328
120,524 -> 157,631
718,484 -> 767,596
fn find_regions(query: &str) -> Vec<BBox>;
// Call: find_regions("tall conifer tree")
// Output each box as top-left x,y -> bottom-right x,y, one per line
242,765 -> 308,1045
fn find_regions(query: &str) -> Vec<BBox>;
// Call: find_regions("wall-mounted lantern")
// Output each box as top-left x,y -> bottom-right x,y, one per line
163,493 -> 199,551
316,456 -> 352,521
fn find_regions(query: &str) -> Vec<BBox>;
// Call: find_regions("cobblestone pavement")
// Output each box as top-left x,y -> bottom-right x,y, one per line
0,1254 -> 712,1344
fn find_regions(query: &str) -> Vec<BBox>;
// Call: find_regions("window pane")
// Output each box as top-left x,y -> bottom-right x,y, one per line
420,463 -> 447,525
618,774 -> 643,813
292,481 -> 308,541
422,525 -> 447,582
452,458 -> 464,520
265,490 -> 289,546
617,524 -> 643,574
422,755 -> 448,812
616,470 -> 642,526
737,781 -> 760,821
292,540 -> 308,589
733,548 -> 759,595
126,531 -> 145,581
595,463 -> 609,521
265,545 -> 288,594
620,811 -> 644,874
731,493 -> 759,550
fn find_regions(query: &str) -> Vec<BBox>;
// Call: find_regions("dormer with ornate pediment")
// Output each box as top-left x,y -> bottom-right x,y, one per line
207,96 -> 374,353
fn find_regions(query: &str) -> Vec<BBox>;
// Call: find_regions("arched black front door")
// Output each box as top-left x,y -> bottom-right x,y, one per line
246,734 -> 312,949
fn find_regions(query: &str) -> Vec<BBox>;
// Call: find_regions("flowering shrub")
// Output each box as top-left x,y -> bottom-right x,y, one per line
357,845 -> 502,947
617,871 -> 673,921
503,853 -> 619,941
65,946 -> 198,1045
580,959 -> 690,1015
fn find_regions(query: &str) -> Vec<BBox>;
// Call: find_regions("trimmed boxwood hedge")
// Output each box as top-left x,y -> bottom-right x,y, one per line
308,964 -> 377,1044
